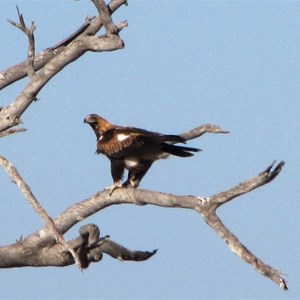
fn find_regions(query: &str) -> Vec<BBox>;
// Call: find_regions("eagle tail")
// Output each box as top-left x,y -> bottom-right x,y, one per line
162,144 -> 201,157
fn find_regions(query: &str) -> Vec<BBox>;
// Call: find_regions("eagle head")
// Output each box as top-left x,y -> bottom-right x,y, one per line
84,114 -> 113,140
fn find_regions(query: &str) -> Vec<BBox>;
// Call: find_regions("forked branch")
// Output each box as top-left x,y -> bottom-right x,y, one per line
51,161 -> 286,290
0,149 -> 286,291
7,6 -> 36,77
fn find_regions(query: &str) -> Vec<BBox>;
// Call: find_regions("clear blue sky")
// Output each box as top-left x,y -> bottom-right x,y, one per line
0,1 -> 299,299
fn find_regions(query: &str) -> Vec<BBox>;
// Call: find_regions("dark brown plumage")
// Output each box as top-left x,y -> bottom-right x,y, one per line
84,114 -> 200,193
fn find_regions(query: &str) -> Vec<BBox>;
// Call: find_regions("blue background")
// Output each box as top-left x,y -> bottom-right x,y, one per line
0,1 -> 299,299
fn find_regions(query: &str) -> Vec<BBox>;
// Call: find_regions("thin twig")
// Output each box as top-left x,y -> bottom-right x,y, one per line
210,161 -> 285,207
0,128 -> 27,138
180,124 -> 229,141
91,0 -> 119,34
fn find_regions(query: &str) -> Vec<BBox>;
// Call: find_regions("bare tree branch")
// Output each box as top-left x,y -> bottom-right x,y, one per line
0,223 -> 156,268
51,17 -> 94,49
0,0 -> 127,270
203,211 -> 288,290
7,6 -> 36,78
0,157 -> 288,290
180,124 -> 229,141
0,155 -> 82,269
92,0 -> 119,34
68,224 -> 157,268
0,127 -> 26,138
210,160 -> 285,207
0,0 -> 126,133
0,0 -> 127,90
46,161 -> 285,290
0,158 -> 286,289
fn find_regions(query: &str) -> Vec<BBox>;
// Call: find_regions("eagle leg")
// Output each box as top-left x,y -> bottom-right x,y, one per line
123,160 -> 153,188
122,174 -> 139,188
108,159 -> 125,195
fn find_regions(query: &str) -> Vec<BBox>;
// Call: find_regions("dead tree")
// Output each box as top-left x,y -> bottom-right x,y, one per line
0,0 -> 287,291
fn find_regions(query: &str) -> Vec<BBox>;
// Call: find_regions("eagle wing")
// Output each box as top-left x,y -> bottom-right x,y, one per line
97,127 -> 185,158
97,128 -> 140,157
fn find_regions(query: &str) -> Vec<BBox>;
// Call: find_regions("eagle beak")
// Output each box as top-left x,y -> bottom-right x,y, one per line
84,115 -> 92,124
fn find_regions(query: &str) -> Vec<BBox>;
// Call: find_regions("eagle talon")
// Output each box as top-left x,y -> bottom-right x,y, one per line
122,178 -> 138,188
105,182 -> 122,195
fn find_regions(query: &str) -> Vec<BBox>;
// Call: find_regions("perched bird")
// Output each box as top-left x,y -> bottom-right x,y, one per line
84,114 -> 200,194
